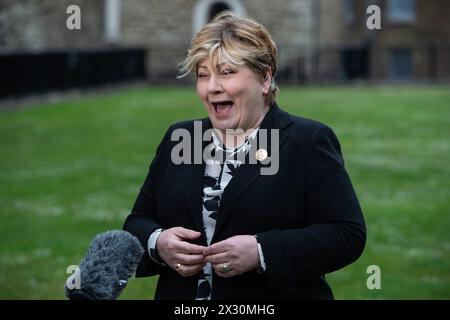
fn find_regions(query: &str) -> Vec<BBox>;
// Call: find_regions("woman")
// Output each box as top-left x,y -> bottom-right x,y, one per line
123,12 -> 366,300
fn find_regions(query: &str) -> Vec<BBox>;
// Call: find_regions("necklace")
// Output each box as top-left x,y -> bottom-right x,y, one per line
212,130 -> 256,188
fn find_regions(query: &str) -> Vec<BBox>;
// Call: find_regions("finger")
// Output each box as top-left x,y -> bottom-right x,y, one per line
212,264 -> 234,278
176,263 -> 205,278
204,241 -> 228,256
174,253 -> 205,265
176,241 -> 207,255
212,263 -> 228,273
215,270 -> 234,278
173,227 -> 202,240
204,251 -> 228,264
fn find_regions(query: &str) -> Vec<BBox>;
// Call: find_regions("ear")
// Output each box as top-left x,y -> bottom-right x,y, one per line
262,70 -> 272,95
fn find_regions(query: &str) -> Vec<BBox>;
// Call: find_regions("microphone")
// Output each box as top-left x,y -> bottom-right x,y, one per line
64,230 -> 144,300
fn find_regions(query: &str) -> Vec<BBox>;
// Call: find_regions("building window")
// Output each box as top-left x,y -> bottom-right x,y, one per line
387,0 -> 416,23
342,0 -> 354,24
208,2 -> 230,21
390,49 -> 413,79
192,0 -> 246,35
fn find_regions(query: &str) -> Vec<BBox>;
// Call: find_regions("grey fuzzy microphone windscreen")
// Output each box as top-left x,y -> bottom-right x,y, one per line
65,230 -> 144,300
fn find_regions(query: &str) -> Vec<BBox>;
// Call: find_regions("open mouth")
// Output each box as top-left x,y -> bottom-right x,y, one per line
211,100 -> 234,118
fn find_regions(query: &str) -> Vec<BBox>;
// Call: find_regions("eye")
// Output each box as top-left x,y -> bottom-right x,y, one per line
221,69 -> 235,75
197,73 -> 209,79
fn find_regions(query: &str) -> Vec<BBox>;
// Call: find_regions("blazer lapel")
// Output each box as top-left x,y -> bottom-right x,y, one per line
211,103 -> 293,243
183,118 -> 213,244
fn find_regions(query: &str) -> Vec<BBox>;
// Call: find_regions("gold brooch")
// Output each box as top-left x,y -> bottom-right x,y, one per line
255,149 -> 268,161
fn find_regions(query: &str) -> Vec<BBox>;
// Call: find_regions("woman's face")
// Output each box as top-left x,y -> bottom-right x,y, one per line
196,58 -> 270,133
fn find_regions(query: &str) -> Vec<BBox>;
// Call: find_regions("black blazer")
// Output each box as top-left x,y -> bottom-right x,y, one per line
123,103 -> 366,300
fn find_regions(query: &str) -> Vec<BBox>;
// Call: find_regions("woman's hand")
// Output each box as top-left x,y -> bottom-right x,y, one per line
203,235 -> 260,278
156,227 -> 206,277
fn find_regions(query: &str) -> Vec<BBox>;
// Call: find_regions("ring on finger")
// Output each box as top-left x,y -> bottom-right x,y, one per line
221,264 -> 230,273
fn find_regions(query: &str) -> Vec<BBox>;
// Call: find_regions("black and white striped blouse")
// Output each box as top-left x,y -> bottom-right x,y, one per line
195,129 -> 258,300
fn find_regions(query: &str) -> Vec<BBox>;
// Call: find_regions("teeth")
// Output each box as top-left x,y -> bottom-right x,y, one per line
211,101 -> 233,113
213,101 -> 233,105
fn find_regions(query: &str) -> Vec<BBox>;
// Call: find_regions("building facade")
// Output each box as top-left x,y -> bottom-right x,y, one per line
320,0 -> 450,81
1,0 -> 449,94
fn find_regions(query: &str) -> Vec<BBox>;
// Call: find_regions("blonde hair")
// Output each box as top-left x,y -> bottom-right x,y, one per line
178,11 -> 279,104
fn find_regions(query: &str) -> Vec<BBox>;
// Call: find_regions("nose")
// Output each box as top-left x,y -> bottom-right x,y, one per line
207,74 -> 224,95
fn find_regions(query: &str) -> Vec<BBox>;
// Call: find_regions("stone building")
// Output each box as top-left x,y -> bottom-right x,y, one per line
0,0 -> 316,84
0,0 -> 104,50
0,0 -> 449,96
317,0 -> 450,81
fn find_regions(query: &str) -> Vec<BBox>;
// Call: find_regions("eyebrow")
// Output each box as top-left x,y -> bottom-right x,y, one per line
198,61 -> 229,68
197,62 -> 233,74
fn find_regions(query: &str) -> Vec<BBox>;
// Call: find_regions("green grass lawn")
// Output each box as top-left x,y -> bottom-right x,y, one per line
0,85 -> 449,299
